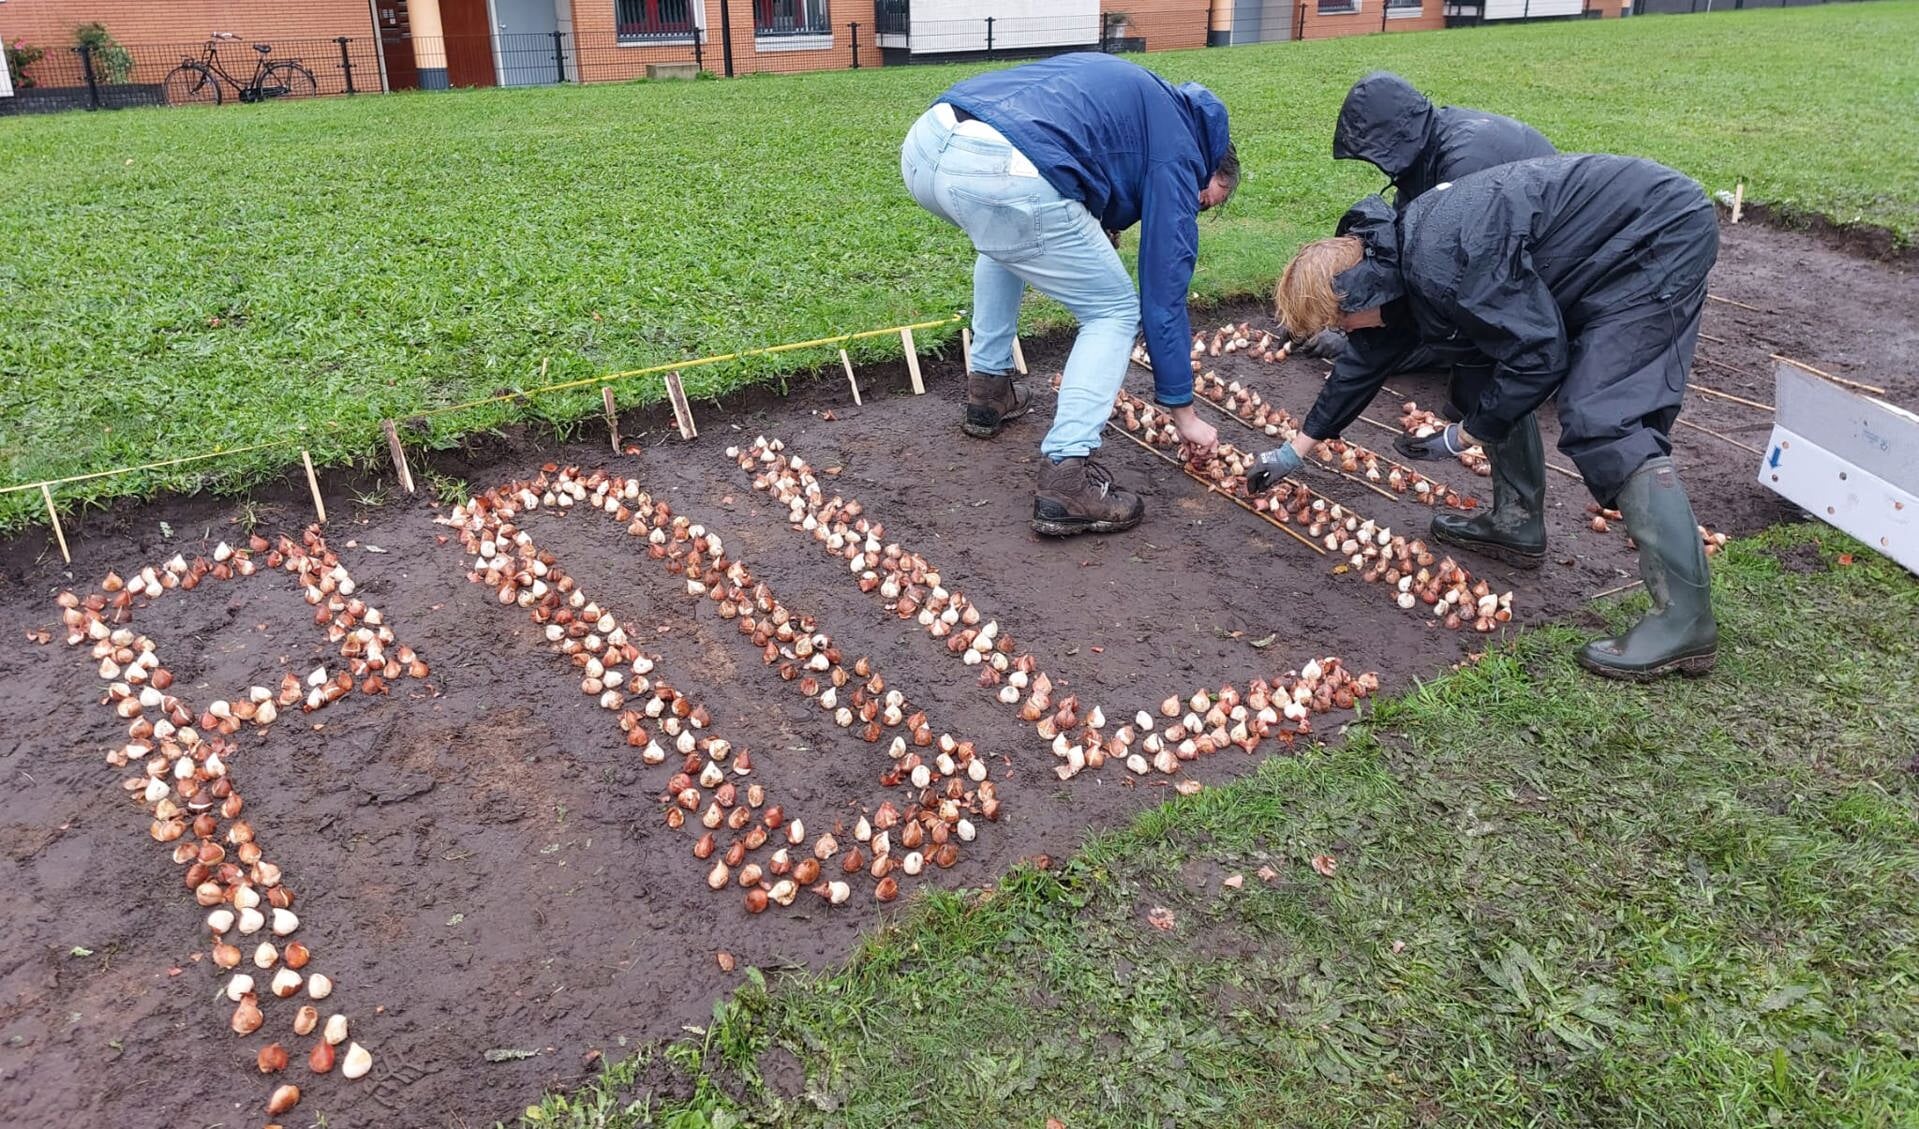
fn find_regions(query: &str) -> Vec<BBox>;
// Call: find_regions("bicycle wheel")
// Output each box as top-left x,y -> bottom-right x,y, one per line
259,61 -> 317,100
163,62 -> 222,107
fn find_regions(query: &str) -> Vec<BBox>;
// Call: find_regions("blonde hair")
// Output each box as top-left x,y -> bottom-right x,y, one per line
1274,236 -> 1366,339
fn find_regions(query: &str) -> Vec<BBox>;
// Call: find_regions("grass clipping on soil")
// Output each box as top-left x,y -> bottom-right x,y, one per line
517,526 -> 1919,1128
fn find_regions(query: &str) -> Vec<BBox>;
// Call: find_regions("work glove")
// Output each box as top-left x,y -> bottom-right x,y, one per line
1302,328 -> 1348,360
1245,444 -> 1304,494
1393,421 -> 1475,463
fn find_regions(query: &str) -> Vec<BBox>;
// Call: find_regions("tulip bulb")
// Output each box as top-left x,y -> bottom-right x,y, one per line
267,1084 -> 300,1116
306,973 -> 333,1000
225,973 -> 255,1002
270,966 -> 302,998
323,1013 -> 349,1046
232,994 -> 264,1035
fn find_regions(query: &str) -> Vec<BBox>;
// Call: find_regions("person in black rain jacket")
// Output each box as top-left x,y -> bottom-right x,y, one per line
1250,154 -> 1721,680
1333,71 -> 1556,214
1313,72 -> 1558,458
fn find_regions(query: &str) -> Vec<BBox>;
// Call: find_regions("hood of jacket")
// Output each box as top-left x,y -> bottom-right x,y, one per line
1177,81 -> 1234,175
1333,195 -> 1406,312
1332,72 -> 1434,178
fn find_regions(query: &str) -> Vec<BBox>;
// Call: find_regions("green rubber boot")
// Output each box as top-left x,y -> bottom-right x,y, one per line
1579,457 -> 1718,680
1431,413 -> 1547,569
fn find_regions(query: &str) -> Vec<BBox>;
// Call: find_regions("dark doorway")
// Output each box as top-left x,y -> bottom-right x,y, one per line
441,0 -> 498,87
377,0 -> 422,90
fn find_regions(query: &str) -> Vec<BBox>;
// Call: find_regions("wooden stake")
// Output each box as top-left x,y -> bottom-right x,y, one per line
1769,354 -> 1888,396
1707,293 -> 1766,314
961,328 -> 973,373
603,386 -> 621,454
300,449 -> 327,524
839,348 -> 862,405
41,484 -> 70,565
1011,335 -> 1028,376
1692,384 -> 1775,412
1675,416 -> 1764,456
1730,182 -> 1744,224
1546,461 -> 1585,483
663,370 -> 698,440
899,328 -> 925,395
381,419 -> 416,494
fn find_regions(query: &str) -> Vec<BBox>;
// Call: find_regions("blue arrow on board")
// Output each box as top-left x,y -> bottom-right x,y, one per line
1768,446 -> 1782,469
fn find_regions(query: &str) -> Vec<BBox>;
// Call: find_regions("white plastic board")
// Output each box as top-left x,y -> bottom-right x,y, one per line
1759,362 -> 1918,574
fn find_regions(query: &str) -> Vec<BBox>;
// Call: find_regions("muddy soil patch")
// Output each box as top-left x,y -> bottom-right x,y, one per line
0,222 -> 1913,1128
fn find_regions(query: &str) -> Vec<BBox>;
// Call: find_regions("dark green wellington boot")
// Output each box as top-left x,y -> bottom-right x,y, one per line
1579,457 -> 1718,680
1430,413 -> 1548,569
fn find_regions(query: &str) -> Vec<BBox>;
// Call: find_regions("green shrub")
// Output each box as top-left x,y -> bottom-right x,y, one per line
5,38 -> 44,89
72,22 -> 132,83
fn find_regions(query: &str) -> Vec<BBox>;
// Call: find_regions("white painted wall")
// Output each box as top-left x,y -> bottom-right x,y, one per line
1482,0 -> 1585,16
908,0 -> 1101,53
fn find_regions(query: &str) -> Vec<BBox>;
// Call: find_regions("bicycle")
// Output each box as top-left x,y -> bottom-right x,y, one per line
163,33 -> 317,106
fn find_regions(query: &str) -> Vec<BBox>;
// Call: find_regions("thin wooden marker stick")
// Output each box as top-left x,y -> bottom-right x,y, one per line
41,484 -> 70,565
1546,461 -> 1585,483
1675,417 -> 1764,456
1692,385 -> 1774,412
839,348 -> 862,406
300,449 -> 327,524
1104,424 -> 1326,555
1011,335 -> 1028,376
1696,355 -> 1759,380
603,386 -> 621,454
1699,331 -> 1726,344
1593,578 -> 1645,600
899,327 -> 925,395
381,419 -> 416,494
1770,354 -> 1887,396
961,328 -> 973,373
663,370 -> 698,440
1191,397 -> 1399,503
1707,293 -> 1766,314
1730,182 -> 1745,224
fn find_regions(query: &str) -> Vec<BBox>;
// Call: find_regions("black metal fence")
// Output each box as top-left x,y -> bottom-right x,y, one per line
2,36 -> 383,113
1,0 -> 1887,116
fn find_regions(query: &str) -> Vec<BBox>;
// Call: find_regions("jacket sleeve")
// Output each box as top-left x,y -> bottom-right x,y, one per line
1446,237 -> 1568,443
1301,324 -> 1416,440
1136,161 -> 1202,407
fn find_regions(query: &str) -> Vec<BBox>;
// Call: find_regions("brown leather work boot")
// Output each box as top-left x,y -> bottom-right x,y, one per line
1031,456 -> 1144,537
963,373 -> 1031,439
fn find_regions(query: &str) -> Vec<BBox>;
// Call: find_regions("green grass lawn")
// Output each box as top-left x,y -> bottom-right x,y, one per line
516,527 -> 1919,1128
4,3 -> 1918,530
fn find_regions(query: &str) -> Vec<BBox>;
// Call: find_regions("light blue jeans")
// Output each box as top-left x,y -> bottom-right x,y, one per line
901,107 -> 1140,460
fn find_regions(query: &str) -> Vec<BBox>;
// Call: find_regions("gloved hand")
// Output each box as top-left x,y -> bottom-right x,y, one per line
1392,421 -> 1477,463
1302,328 -> 1348,360
1245,443 -> 1304,494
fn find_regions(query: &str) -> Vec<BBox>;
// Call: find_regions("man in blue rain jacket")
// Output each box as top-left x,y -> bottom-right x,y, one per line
901,53 -> 1239,537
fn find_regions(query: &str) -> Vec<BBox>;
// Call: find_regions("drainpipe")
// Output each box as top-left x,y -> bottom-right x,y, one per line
411,0 -> 450,90
1208,0 -> 1233,45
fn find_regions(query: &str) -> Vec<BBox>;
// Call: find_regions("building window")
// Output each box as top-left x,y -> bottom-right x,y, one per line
617,0 -> 697,41
1387,0 -> 1421,9
1317,0 -> 1361,12
754,0 -> 830,36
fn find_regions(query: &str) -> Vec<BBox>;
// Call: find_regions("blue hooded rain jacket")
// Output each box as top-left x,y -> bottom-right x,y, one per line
940,54 -> 1233,407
